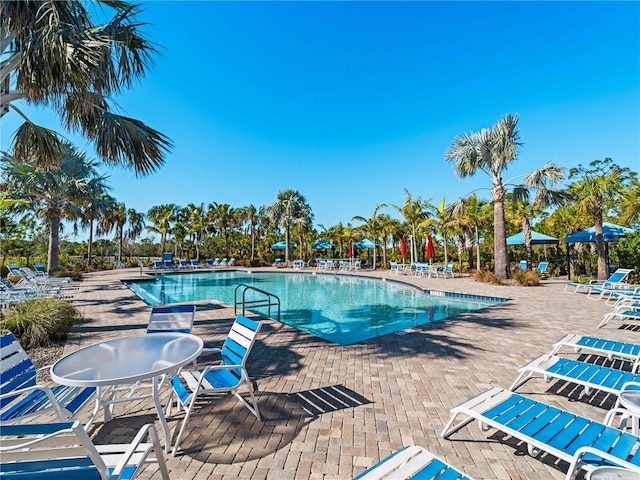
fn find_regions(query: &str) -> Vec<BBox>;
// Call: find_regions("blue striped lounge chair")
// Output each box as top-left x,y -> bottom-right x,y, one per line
1,420 -> 169,479
509,353 -> 640,396
441,387 -> 640,478
550,334 -> 640,373
599,306 -> 640,329
1,332 -> 95,425
353,445 -> 473,480
565,268 -> 633,294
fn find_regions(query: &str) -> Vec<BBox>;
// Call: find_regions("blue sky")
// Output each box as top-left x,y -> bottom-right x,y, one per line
2,1 -> 639,238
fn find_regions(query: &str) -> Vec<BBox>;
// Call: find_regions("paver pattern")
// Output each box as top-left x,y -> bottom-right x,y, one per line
58,266 -> 630,479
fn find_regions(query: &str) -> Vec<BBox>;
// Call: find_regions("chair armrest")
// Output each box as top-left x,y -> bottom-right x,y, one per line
201,363 -> 243,374
566,446 -> 640,480
110,423 -> 169,480
0,384 -> 68,421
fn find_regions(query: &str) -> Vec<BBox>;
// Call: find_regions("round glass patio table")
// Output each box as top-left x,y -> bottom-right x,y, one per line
51,333 -> 203,453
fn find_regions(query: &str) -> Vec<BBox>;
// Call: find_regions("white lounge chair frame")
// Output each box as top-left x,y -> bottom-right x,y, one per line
550,334 -> 640,373
441,387 -> 640,480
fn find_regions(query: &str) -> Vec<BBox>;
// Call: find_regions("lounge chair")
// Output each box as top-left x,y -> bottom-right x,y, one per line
599,306 -> 640,329
190,259 -> 204,269
218,258 -> 228,267
438,262 -> 454,279
389,262 -> 400,275
272,258 -> 282,267
228,258 -> 235,266
168,314 -> 262,454
32,262 -> 48,276
518,260 -> 527,270
565,268 -> 634,294
0,420 -> 169,480
206,258 -> 219,268
147,304 -> 196,334
9,265 -> 73,288
178,259 -> 190,269
588,285 -> 640,302
293,259 -> 305,269
353,445 -> 473,480
550,334 -> 640,373
509,353 -> 640,396
441,387 -> 640,478
0,331 -> 95,424
163,259 -> 175,269
536,261 -> 550,278
152,259 -> 164,270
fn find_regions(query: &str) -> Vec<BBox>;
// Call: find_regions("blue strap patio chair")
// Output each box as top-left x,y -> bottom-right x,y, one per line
509,353 -> 640,396
190,259 -> 204,269
599,306 -> 640,329
168,314 -> 262,455
536,261 -> 550,277
550,334 -> 640,373
353,445 -> 473,480
442,387 -> 640,479
0,420 -> 169,480
146,305 -> 196,334
1,332 -> 95,425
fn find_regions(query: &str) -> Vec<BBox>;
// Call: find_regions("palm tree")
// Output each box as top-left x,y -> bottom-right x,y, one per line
1,0 -> 172,175
207,202 -> 236,259
242,205 -> 259,262
100,202 -> 128,265
392,189 -> 432,264
147,204 -> 177,255
76,188 -> 115,270
421,196 -> 448,264
125,207 -> 145,258
1,141 -> 106,272
445,113 -> 522,278
352,203 -> 387,270
509,162 -> 568,270
185,203 -> 205,260
568,158 -> 636,280
447,194 -> 489,271
267,190 -> 311,264
377,214 -> 399,267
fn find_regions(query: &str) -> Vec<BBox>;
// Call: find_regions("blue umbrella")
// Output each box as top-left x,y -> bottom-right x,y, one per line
271,241 -> 294,250
565,223 -> 635,243
311,240 -> 333,249
354,239 -> 376,249
506,230 -> 559,245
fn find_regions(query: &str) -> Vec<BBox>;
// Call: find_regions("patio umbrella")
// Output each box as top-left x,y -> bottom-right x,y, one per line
506,230 -> 559,245
271,241 -> 294,250
401,236 -> 406,263
311,239 -> 333,250
354,239 -> 376,249
425,234 -> 435,262
565,223 -> 634,243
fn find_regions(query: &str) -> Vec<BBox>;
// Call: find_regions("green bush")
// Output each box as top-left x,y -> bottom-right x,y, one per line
613,232 -> 640,284
512,269 -> 542,286
0,298 -> 80,348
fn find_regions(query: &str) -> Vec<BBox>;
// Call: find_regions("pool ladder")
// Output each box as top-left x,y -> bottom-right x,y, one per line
234,283 -> 281,321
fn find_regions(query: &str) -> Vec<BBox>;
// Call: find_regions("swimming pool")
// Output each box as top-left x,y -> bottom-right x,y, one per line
125,271 -> 501,345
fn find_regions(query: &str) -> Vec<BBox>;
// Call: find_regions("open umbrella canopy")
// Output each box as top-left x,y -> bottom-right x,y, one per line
506,230 -> 559,245
354,239 -> 376,249
565,223 -> 635,243
311,239 -> 333,249
271,241 -> 295,250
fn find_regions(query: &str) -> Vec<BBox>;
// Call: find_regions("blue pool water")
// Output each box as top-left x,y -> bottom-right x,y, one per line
126,271 -> 498,345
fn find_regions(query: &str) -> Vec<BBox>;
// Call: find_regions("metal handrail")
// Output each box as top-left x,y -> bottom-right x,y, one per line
234,283 -> 281,320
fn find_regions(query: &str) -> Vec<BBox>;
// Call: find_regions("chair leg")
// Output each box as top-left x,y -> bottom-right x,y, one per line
171,395 -> 196,456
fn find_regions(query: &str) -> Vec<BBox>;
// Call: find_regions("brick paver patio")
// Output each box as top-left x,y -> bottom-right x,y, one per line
59,266 -> 630,479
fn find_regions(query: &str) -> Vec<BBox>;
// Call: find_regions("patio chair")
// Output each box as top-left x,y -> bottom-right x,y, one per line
536,261 -> 550,278
218,258 -> 228,267
518,260 -> 527,270
151,259 -> 164,270
168,314 -> 262,455
178,259 -> 190,269
441,387 -> 640,479
389,262 -> 400,275
228,258 -> 235,266
163,259 -> 175,269
509,353 -> 640,396
438,262 -> 454,279
147,304 -> 196,334
1,331 -> 95,425
564,268 -> 633,294
352,445 -> 473,480
0,420 -> 169,480
550,334 -> 640,373
190,259 -> 204,269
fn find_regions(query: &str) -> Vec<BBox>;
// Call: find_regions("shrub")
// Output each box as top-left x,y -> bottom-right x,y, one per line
512,269 -> 542,286
473,269 -> 504,285
0,298 -> 80,348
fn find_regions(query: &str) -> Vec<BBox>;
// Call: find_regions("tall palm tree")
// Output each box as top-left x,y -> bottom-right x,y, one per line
1,141 -> 106,272
147,204 -> 177,255
447,194 -> 489,271
445,113 -> 522,278
392,189 -> 432,264
242,204 -> 259,262
1,0 -> 172,175
77,188 -> 115,270
207,202 -> 235,259
509,162 -> 568,270
568,158 -> 636,280
267,190 -> 311,264
377,214 -> 399,267
352,203 -> 387,270
185,203 -> 205,260
125,207 -> 145,257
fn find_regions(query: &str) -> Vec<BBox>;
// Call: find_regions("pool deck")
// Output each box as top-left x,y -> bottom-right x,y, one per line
59,266 -> 633,479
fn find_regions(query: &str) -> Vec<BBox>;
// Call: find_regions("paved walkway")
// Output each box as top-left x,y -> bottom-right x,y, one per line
61,267 -> 631,479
